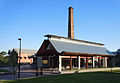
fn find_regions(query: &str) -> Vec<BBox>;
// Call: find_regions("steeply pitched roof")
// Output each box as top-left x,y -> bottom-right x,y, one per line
117,49 -> 120,53
112,52 -> 117,55
45,34 -> 104,46
49,39 -> 114,56
112,49 -> 120,56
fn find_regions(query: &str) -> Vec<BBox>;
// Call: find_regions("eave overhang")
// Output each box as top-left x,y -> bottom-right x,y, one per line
61,51 -> 115,57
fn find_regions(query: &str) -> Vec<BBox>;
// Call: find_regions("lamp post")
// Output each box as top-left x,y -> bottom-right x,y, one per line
35,55 -> 38,77
18,38 -> 21,78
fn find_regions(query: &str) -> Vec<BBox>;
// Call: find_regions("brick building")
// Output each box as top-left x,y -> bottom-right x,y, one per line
8,48 -> 37,64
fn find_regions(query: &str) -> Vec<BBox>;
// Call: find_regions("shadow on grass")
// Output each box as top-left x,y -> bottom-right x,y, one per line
3,70 -> 120,83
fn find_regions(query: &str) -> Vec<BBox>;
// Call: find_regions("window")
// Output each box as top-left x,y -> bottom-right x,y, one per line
47,44 -> 51,50
20,57 -> 22,59
24,57 -> 26,59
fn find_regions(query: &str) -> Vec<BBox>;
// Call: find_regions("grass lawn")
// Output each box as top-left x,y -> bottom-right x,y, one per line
1,70 -> 120,83
0,69 -> 10,72
0,64 -> 10,67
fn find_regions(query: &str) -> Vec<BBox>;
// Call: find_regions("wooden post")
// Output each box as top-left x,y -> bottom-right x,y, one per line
70,56 -> 72,70
48,56 -> 50,68
52,56 -> 54,68
78,56 -> 80,69
103,57 -> 107,67
86,57 -> 88,69
98,58 -> 101,68
36,57 -> 38,76
92,56 -> 95,68
59,55 -> 62,72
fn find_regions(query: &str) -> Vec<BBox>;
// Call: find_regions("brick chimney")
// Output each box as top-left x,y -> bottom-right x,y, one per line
68,7 -> 74,39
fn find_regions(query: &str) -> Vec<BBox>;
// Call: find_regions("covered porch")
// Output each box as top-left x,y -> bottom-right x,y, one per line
36,35 -> 115,72
58,52 -> 110,72
41,53 -> 110,72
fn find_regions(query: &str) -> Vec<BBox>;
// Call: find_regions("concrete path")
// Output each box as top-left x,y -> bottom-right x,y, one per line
0,67 -> 12,72
61,67 -> 120,74
0,67 -> 120,80
0,70 -> 59,80
0,65 -> 59,80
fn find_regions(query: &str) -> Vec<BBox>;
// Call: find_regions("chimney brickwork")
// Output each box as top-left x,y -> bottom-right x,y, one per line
68,7 -> 74,39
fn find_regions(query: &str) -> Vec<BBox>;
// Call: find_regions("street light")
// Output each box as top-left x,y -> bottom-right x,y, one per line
35,55 -> 38,77
18,38 -> 21,78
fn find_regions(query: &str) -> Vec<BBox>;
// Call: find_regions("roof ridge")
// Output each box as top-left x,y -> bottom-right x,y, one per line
13,48 -> 37,50
45,34 -> 104,46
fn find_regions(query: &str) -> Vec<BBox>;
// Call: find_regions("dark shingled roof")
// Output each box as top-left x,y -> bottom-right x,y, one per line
117,49 -> 120,53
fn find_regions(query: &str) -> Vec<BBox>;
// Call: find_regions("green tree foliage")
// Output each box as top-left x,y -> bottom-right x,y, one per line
9,49 -> 18,68
0,51 -> 6,64
9,49 -> 18,75
8,49 -> 18,79
4,56 -> 9,64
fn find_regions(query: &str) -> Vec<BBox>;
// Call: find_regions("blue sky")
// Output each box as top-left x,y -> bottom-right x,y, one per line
0,0 -> 120,52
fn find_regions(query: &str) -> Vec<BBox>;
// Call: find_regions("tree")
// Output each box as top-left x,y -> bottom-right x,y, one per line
8,49 -> 18,79
4,56 -> 9,64
0,51 -> 6,55
0,51 -> 6,64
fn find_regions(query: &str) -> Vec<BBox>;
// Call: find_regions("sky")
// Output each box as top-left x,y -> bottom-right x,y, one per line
0,0 -> 120,52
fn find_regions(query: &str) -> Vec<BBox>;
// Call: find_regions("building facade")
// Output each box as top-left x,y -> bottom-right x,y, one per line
36,7 -> 114,72
8,48 -> 37,64
37,35 -> 114,72
112,49 -> 120,66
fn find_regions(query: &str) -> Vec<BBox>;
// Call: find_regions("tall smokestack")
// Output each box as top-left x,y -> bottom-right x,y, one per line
68,7 -> 74,39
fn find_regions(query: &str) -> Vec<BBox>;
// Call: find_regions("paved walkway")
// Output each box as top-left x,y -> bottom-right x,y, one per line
0,66 -> 120,80
0,67 -> 12,72
0,65 -> 59,80
0,70 -> 59,80
61,67 -> 120,74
